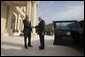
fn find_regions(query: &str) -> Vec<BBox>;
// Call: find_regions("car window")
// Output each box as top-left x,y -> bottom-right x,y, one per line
55,22 -> 79,30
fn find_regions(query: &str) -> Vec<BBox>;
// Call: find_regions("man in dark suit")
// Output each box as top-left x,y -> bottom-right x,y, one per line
34,17 -> 45,50
23,15 -> 33,49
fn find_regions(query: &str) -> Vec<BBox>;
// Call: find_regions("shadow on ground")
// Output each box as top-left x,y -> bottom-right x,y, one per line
1,39 -> 54,56
1,37 -> 84,56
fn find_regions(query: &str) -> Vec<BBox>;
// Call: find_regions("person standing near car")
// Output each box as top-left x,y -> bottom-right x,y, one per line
33,16 -> 45,50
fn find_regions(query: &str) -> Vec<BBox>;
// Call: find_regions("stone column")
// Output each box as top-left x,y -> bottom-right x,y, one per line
7,7 -> 13,36
14,14 -> 17,31
17,14 -> 21,33
16,13 -> 18,31
21,17 -> 24,31
31,2 -> 36,33
20,16 -> 22,31
26,1 -> 31,20
22,17 -> 24,31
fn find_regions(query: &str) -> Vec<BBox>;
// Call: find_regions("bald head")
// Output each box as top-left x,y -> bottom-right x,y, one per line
38,16 -> 43,22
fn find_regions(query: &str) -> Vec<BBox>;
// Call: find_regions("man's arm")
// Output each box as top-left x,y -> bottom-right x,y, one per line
41,21 -> 45,35
35,25 -> 38,28
32,25 -> 38,28
41,21 -> 45,31
30,22 -> 32,31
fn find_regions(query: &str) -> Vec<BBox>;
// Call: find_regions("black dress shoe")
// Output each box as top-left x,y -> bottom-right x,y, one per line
28,45 -> 33,47
25,47 -> 28,49
38,46 -> 41,48
39,48 -> 44,50
25,45 -> 28,49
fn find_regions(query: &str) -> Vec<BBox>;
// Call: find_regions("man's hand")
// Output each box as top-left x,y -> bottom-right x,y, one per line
42,32 -> 45,35
31,26 -> 35,28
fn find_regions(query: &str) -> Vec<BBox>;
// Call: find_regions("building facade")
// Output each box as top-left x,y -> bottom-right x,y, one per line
1,1 -> 39,37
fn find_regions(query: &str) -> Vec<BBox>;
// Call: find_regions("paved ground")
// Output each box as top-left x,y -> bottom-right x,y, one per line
1,35 -> 84,56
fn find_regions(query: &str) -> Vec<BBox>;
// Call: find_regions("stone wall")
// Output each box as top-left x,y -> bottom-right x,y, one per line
1,3 -> 8,35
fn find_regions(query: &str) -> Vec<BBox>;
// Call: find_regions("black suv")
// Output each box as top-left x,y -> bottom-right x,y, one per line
53,20 -> 84,46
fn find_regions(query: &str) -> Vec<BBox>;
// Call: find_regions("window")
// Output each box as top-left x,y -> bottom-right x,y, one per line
55,22 -> 78,30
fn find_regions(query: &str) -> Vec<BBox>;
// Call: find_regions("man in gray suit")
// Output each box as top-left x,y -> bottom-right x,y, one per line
23,15 -> 33,49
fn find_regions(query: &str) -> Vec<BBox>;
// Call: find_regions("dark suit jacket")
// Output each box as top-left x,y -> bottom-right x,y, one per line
23,19 -> 32,35
35,20 -> 45,35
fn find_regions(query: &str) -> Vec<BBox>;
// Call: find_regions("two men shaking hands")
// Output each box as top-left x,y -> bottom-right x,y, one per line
23,15 -> 45,50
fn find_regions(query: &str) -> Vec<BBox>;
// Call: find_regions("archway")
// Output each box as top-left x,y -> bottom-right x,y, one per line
9,13 -> 16,36
10,14 -> 16,32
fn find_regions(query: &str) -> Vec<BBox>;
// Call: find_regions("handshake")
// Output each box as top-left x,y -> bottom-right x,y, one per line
31,26 -> 36,28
